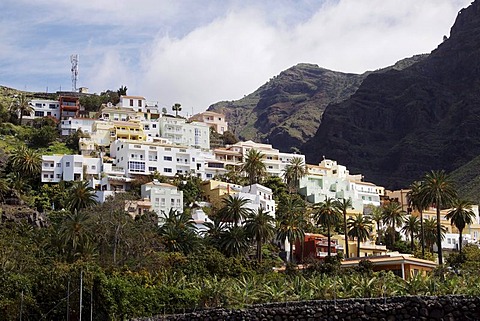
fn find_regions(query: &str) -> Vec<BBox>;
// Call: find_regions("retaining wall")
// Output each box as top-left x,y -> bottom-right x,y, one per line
136,295 -> 480,320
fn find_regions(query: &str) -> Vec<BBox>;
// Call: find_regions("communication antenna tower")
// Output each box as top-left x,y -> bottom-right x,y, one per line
70,54 -> 79,91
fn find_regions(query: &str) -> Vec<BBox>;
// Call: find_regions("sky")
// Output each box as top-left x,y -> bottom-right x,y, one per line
0,0 -> 472,115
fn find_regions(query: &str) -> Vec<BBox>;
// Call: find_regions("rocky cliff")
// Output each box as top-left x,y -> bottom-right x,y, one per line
302,0 -> 480,189
208,57 -> 426,153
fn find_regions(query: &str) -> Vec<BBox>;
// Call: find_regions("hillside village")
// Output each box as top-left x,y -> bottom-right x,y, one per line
18,89 -> 479,272
2,87 -> 480,319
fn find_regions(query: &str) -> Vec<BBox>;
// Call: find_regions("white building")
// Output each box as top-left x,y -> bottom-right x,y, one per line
24,99 -> 60,121
141,180 -> 184,222
158,116 -> 210,149
110,139 -> 214,179
60,117 -> 96,136
298,159 -> 382,212
41,154 -> 101,183
214,140 -> 306,177
237,184 -> 276,219
189,111 -> 228,134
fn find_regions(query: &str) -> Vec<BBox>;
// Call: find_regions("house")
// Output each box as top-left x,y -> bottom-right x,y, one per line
24,99 -> 60,122
141,180 -> 183,222
332,234 -> 388,259
41,154 -> 101,183
294,233 -> 339,262
59,96 -> 81,119
189,111 -> 228,134
341,253 -> 437,280
159,115 -> 210,149
60,117 -> 96,136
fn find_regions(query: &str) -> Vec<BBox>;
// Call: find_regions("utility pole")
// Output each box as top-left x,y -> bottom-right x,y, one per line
79,270 -> 83,321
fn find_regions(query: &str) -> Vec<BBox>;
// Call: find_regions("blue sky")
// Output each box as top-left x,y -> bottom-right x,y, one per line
0,0 -> 471,115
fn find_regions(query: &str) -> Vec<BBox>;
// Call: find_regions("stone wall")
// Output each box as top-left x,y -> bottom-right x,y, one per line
136,295 -> 480,321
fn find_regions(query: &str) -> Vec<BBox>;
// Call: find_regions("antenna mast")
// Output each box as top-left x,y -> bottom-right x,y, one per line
70,54 -> 79,91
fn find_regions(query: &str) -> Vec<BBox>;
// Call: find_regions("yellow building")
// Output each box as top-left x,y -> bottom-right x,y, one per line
201,180 -> 242,208
333,234 -> 388,259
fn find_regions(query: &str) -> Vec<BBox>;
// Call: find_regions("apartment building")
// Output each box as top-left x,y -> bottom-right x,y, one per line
110,139 -> 214,179
189,111 -> 228,134
141,180 -> 184,220
214,140 -> 305,177
298,158 -> 382,212
159,116 -> 210,149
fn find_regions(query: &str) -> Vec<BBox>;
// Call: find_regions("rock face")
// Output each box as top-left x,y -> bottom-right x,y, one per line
136,295 -> 480,321
302,1 -> 480,189
209,64 -> 366,153
209,57 -> 426,154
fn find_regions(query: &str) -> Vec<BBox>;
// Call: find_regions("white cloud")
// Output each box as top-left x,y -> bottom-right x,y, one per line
0,0 -> 472,114
138,0 -> 471,114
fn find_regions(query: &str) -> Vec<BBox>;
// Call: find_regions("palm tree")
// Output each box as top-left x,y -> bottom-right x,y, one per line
218,195 -> 251,226
401,215 -> 420,252
9,145 -> 41,179
407,181 -> 429,257
172,103 -> 182,117
59,210 -> 92,261
282,157 -> 306,193
370,205 -> 384,235
382,201 -> 405,244
159,208 -> 198,254
347,214 -> 372,257
446,198 -> 475,253
313,198 -> 341,257
276,211 -> 305,263
242,149 -> 266,186
9,93 -> 33,124
420,170 -> 457,265
244,208 -> 275,263
423,217 -> 447,253
335,198 -> 353,258
219,225 -> 250,257
66,181 -> 98,213
202,217 -> 227,248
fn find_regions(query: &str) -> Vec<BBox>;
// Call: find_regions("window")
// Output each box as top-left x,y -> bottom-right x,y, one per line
164,168 -> 172,173
91,165 -> 96,170
128,161 -> 145,172
49,104 -> 57,109
66,162 -> 70,167
164,156 -> 172,161
56,163 -> 61,167
138,100 -> 142,107
171,198 -> 175,206
35,103 -> 42,107
152,124 -> 157,128
148,167 -> 157,172
56,174 -> 61,178
161,198 -> 165,206
35,111 -> 44,117
130,99 -> 133,106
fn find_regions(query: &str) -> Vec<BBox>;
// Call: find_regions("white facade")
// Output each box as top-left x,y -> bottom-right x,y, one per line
442,233 -> 472,250
237,184 -> 276,220
158,116 -> 210,149
41,155 -> 101,183
110,139 -> 212,179
60,118 -> 96,136
214,140 -> 306,177
118,95 -> 161,115
299,159 -> 382,212
189,111 -> 228,134
25,99 -> 60,121
141,181 -> 184,220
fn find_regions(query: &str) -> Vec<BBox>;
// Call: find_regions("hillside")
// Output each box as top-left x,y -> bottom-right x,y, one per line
208,57 -> 427,153
302,0 -> 480,189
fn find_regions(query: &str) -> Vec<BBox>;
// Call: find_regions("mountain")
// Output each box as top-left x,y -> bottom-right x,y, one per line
302,0 -> 480,189
208,57 -> 426,153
